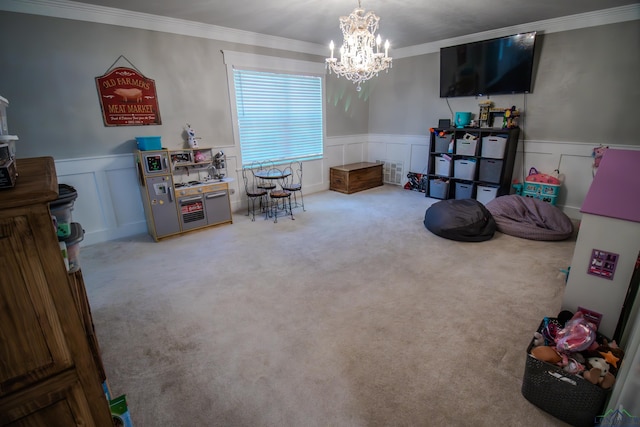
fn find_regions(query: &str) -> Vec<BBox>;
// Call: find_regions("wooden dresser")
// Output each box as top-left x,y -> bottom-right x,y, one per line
329,162 -> 383,194
0,157 -> 112,426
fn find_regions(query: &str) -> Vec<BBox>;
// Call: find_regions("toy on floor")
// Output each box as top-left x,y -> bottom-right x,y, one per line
525,167 -> 561,185
529,310 -> 625,389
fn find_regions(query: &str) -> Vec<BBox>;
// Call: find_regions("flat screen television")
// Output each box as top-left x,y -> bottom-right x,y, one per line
440,32 -> 537,98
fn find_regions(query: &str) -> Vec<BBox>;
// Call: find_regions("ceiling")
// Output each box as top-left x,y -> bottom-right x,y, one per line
62,0 -> 637,49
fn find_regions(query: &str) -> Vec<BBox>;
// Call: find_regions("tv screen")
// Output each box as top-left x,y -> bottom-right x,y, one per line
440,32 -> 537,98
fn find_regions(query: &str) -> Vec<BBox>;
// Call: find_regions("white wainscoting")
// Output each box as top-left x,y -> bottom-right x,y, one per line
54,154 -> 147,246
53,135 -> 370,246
54,135 -> 630,245
367,133 -> 640,219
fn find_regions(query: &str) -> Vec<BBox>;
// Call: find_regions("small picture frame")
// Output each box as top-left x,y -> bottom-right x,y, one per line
587,249 -> 619,280
489,111 -> 505,128
438,119 -> 451,128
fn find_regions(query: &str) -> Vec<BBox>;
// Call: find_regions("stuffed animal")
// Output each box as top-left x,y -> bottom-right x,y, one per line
592,145 -> 608,169
531,346 -> 562,364
586,339 -> 624,376
185,123 -> 200,148
583,357 -> 616,389
193,151 -> 205,163
555,311 -> 597,352
532,332 -> 545,347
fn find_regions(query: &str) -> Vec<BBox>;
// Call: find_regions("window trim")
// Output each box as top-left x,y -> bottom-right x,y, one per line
222,50 -> 326,166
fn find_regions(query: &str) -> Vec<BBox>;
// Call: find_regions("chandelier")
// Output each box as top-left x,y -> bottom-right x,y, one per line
325,0 -> 392,91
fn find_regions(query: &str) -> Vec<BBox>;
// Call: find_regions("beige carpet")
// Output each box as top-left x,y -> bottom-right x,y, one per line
82,185 -> 575,426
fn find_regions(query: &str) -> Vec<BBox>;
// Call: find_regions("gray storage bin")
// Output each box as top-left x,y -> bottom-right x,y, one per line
479,159 -> 503,183
435,135 -> 452,153
429,179 -> 449,199
454,182 -> 475,199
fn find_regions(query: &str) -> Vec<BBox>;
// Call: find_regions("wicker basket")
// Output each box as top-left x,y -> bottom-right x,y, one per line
521,319 -> 609,427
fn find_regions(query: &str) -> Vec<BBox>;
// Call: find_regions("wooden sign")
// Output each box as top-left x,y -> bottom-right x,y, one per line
95,66 -> 162,126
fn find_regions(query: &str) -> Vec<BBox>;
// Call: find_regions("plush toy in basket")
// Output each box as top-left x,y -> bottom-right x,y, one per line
522,311 -> 625,427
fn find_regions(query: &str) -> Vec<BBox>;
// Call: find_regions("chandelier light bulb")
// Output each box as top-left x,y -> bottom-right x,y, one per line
325,1 -> 392,91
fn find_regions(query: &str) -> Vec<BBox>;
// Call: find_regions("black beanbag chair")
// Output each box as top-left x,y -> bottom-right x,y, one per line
424,199 -> 497,242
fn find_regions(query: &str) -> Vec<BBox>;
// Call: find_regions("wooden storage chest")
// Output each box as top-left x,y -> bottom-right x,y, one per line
330,162 -> 383,194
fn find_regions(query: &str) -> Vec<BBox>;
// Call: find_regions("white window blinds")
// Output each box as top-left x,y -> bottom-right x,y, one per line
233,69 -> 323,166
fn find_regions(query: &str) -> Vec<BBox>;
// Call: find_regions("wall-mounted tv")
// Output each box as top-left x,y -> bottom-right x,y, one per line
440,32 -> 537,98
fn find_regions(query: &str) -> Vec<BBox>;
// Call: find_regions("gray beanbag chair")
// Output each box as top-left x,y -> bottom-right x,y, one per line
486,195 -> 573,241
424,199 -> 496,242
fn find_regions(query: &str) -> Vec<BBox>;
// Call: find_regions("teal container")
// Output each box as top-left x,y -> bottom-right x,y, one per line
135,136 -> 162,151
454,112 -> 472,128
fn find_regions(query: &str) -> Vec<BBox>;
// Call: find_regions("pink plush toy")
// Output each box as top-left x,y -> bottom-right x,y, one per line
592,145 -> 608,169
555,312 -> 597,353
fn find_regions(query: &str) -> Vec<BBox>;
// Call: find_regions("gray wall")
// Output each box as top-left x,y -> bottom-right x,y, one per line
0,11 -> 638,161
368,21 -> 640,146
0,12 -> 368,159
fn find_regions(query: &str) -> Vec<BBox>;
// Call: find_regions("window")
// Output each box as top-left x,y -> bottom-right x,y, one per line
223,51 -> 326,167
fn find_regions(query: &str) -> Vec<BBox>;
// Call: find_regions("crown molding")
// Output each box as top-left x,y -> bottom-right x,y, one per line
0,0 -> 328,56
1,0 -> 638,59
395,4 -> 640,59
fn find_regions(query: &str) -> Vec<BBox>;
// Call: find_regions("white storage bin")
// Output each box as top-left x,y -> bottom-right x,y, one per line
434,155 -> 452,177
481,135 -> 508,159
476,185 -> 499,204
453,159 -> 477,180
456,138 -> 478,156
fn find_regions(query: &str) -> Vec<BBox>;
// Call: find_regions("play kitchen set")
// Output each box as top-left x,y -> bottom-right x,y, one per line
0,95 -> 19,189
135,135 -> 233,241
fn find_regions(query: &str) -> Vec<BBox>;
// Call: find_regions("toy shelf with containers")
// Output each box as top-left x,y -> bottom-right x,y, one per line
426,126 -> 520,204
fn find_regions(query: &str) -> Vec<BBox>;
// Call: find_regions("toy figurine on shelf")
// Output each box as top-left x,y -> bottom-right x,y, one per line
185,123 -> 200,148
478,100 -> 493,128
504,106 -> 520,128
